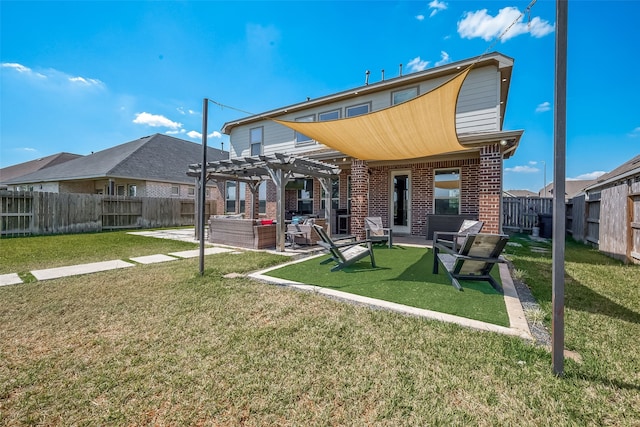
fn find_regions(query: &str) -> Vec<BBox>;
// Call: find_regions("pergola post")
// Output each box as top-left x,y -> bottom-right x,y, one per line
318,177 -> 333,235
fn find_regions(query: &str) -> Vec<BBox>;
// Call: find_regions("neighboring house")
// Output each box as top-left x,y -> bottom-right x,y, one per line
220,52 -> 523,237
584,154 -> 640,195
3,134 -> 228,199
0,152 -> 83,184
538,179 -> 596,200
504,189 -> 538,198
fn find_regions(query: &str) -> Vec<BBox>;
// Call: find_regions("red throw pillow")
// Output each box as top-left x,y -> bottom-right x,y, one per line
261,219 -> 273,225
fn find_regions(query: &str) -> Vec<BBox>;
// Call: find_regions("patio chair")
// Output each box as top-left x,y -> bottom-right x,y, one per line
432,219 -> 484,254
432,233 -> 509,292
364,216 -> 393,248
312,224 -> 376,272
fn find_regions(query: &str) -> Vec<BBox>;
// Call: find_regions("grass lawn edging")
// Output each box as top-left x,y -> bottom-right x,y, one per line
249,249 -> 533,341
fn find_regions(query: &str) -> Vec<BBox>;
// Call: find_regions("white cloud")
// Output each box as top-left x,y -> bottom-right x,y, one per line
407,56 -> 429,73
435,51 -> 451,67
458,7 -> 554,42
166,129 -> 186,135
69,76 -> 104,87
505,165 -> 539,173
535,101 -> 551,113
2,62 -> 46,78
133,112 -> 182,129
570,171 -> 606,180
2,62 -> 106,92
528,161 -> 538,165
185,130 -> 222,140
177,107 -> 201,116
628,126 -> 640,137
428,0 -> 447,18
416,14 -> 425,21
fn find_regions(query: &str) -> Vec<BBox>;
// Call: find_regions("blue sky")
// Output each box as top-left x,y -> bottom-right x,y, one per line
1,0 -> 638,191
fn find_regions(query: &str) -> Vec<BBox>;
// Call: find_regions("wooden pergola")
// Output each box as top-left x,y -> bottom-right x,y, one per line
187,153 -> 341,252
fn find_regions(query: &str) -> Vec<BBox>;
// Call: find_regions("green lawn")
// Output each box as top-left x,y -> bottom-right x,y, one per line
1,231 -> 639,425
0,229 -> 200,274
265,245 -> 509,326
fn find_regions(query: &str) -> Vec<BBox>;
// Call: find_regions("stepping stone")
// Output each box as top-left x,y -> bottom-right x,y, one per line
169,247 -> 234,258
31,260 -> 135,281
130,254 -> 178,264
223,273 -> 244,279
0,273 -> 23,286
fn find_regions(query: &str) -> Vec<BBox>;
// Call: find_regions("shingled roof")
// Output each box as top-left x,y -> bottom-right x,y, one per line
584,154 -> 640,192
3,134 -> 228,185
0,152 -> 83,183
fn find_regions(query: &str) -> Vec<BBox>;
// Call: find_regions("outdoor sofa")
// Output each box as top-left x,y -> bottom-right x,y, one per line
208,215 -> 276,249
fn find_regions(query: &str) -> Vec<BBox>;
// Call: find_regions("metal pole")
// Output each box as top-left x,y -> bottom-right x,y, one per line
552,0 -> 568,376
199,98 -> 208,276
542,160 -> 547,198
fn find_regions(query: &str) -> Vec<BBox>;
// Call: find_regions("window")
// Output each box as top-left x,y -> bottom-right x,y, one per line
297,178 -> 314,214
116,185 -> 125,196
392,87 -> 418,105
250,126 -> 263,156
188,187 -> 195,196
171,186 -> 180,196
434,169 -> 460,214
294,115 -> 314,144
321,178 -> 339,210
128,184 -> 137,197
258,181 -> 267,214
319,109 -> 340,121
346,103 -> 370,117
226,181 -> 237,213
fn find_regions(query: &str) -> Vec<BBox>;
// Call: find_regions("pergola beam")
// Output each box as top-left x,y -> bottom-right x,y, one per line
187,153 -> 340,252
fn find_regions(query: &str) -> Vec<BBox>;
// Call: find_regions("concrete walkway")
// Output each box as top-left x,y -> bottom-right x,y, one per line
0,229 -> 237,286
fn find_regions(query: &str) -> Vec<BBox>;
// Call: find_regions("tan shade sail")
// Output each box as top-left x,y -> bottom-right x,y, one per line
274,68 -> 470,161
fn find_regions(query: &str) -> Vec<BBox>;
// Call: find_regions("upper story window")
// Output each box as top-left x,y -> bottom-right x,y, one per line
319,109 -> 340,121
434,169 -> 461,215
171,185 -> 180,196
392,87 -> 419,105
128,185 -> 137,197
346,103 -> 370,117
250,127 -> 263,156
295,115 -> 314,145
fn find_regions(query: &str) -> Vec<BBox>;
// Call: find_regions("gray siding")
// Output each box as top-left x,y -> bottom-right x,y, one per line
230,65 -> 500,159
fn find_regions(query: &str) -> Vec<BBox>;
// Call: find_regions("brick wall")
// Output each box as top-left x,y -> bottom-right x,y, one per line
351,159 -> 368,240
478,144 -> 502,234
367,157 -> 483,236
236,152 -> 500,237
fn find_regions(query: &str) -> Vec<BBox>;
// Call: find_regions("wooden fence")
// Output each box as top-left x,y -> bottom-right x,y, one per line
567,182 -> 640,264
502,197 -> 553,232
0,190 -> 216,237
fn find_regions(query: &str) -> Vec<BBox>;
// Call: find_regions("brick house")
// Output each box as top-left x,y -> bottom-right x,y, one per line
3,134 -> 228,200
219,52 -> 523,239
